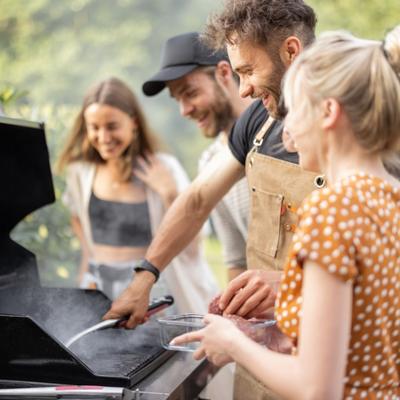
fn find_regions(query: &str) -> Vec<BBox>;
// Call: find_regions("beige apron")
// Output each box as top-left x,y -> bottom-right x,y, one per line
234,117 -> 325,400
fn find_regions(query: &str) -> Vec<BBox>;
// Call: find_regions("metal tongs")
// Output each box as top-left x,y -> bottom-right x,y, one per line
65,295 -> 174,348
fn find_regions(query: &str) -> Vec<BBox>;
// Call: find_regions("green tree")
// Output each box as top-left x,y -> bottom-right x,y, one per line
309,0 -> 399,38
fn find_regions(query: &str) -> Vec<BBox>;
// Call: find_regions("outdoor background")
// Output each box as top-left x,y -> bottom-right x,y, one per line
1,0 -> 399,289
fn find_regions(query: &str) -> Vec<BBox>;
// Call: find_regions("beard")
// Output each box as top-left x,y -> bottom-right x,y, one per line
201,82 -> 235,138
258,57 -> 287,120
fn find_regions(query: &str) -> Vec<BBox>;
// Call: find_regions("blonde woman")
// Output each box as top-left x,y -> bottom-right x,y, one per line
173,27 -> 400,399
58,77 -> 217,313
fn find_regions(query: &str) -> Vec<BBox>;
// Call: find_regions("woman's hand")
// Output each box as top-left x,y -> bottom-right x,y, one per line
171,314 -> 246,366
133,154 -> 178,207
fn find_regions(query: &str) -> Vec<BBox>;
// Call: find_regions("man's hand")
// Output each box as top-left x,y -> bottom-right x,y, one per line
103,271 -> 155,328
218,270 -> 282,318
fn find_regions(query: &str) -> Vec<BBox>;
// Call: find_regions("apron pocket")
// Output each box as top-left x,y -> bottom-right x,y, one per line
248,187 -> 283,258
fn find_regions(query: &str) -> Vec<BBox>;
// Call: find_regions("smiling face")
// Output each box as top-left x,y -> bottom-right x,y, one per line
227,40 -> 286,119
84,103 -> 137,162
167,68 -> 234,138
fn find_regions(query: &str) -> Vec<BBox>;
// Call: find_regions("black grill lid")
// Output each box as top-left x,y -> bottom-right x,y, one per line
0,116 -> 55,236
0,116 -> 54,287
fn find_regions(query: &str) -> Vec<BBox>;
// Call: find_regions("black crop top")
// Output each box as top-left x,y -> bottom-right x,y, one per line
89,191 -> 152,247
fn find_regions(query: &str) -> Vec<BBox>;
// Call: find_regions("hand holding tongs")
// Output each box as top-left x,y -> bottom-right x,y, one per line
65,295 -> 174,348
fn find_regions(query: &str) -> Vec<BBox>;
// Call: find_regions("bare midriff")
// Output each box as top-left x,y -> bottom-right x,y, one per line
91,244 -> 148,264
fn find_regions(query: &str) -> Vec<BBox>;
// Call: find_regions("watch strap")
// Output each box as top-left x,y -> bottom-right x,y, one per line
134,259 -> 160,282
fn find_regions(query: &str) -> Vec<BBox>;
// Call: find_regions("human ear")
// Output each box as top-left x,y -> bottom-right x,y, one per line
321,98 -> 341,130
280,36 -> 303,67
215,60 -> 233,86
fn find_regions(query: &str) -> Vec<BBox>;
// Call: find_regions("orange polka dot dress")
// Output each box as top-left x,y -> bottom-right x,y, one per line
275,173 -> 400,399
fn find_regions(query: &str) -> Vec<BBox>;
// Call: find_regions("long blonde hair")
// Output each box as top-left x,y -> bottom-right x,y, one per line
58,77 -> 159,180
283,26 -> 400,162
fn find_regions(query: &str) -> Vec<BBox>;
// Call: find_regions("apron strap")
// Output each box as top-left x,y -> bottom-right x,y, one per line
252,116 -> 275,152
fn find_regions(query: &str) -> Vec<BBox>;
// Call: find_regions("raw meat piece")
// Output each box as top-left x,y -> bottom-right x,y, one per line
207,295 -> 292,354
208,294 -> 223,315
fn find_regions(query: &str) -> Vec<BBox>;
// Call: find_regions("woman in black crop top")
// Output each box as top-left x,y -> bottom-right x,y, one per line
57,77 -> 215,302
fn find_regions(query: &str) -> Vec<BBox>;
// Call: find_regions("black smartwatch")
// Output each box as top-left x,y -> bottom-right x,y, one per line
133,259 -> 160,282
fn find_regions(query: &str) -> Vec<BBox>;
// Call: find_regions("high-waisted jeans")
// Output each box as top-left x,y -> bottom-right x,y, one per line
87,260 -> 135,300
84,260 -> 174,316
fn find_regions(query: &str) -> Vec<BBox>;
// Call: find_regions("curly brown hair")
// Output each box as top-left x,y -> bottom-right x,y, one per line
58,77 -> 159,181
203,0 -> 317,54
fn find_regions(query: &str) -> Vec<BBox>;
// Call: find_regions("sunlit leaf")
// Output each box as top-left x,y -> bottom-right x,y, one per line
56,265 -> 70,279
70,237 -> 80,250
38,224 -> 48,239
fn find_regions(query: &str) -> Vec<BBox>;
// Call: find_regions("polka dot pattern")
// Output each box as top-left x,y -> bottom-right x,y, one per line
275,173 -> 400,399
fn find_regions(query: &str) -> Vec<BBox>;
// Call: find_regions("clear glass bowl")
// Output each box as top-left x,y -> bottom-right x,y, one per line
157,313 -> 204,352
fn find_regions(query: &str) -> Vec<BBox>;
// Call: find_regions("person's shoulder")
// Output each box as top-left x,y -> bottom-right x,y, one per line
199,137 -> 223,167
244,98 -> 266,116
154,151 -> 190,188
201,137 -> 221,155
229,100 -> 268,164
155,151 -> 176,163
249,98 -> 268,118
237,99 -> 267,127
233,100 -> 268,141
303,183 -> 348,207
300,176 -> 364,221
154,152 -> 184,170
66,160 -> 93,175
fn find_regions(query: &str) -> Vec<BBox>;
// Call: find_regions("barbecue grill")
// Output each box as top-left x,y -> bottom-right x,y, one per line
0,116 -> 214,399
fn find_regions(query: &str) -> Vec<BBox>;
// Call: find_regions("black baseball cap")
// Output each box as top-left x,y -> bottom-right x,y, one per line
142,32 -> 228,96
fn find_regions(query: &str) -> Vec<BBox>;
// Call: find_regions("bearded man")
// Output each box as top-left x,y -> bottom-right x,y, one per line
142,32 -> 253,282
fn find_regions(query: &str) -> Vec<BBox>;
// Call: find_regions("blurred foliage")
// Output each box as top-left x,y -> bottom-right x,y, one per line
309,0 -> 399,38
204,237 -> 227,290
9,105 -> 82,286
0,0 -> 398,170
1,0 -> 399,286
0,0 -> 219,177
0,84 -> 29,111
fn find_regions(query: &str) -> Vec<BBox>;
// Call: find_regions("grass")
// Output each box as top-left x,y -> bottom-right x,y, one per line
203,236 -> 228,290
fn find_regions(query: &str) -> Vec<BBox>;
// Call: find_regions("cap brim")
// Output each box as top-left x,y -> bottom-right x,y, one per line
142,64 -> 198,96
